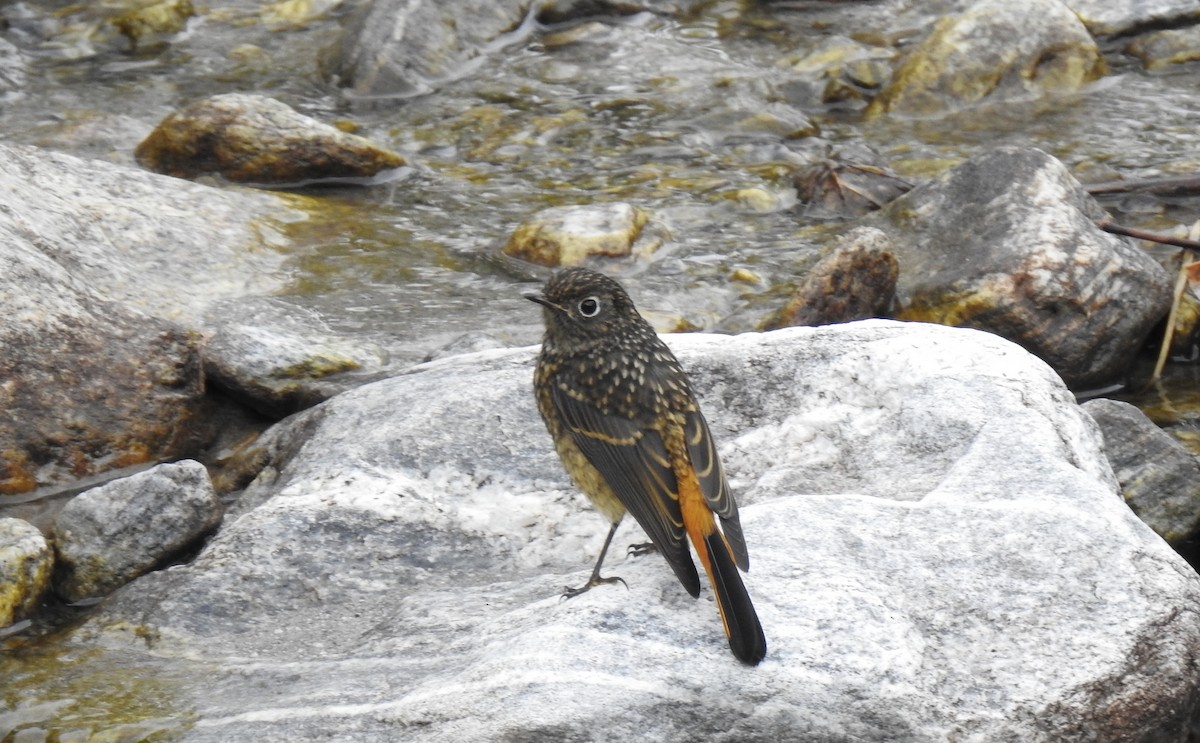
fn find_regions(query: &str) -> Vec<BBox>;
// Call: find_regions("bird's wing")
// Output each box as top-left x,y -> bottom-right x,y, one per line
552,384 -> 701,597
683,409 -> 748,571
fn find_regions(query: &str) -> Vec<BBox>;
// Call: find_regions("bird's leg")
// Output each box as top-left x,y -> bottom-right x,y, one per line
627,541 -> 657,558
562,521 -> 627,599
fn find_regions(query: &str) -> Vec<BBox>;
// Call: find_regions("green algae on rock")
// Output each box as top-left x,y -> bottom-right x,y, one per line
867,0 -> 1106,118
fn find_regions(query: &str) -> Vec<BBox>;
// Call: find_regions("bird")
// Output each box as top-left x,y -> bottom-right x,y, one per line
526,266 -> 767,666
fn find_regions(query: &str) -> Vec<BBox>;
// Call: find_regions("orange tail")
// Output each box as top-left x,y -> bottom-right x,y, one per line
682,491 -> 767,665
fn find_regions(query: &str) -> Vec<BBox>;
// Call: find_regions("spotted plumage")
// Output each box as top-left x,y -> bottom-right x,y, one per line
527,266 -> 766,666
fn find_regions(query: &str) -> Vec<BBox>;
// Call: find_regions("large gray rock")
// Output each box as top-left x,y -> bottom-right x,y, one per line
876,146 -> 1172,388
0,143 -> 297,491
23,321 -> 1198,741
52,460 -> 222,603
1082,398 -> 1200,544
0,142 -> 289,323
0,518 -> 53,627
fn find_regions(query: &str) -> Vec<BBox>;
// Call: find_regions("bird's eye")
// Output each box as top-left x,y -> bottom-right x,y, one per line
578,296 -> 601,318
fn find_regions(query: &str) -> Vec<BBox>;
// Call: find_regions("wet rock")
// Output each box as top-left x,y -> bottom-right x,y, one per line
321,0 -> 535,98
1,0 -> 188,61
867,0 -> 1105,118
0,142 -> 291,493
1082,398 -> 1200,544
52,460 -> 221,604
1066,0 -> 1200,37
778,35 -> 896,108
0,244 -> 206,495
0,518 -> 53,627
760,226 -> 898,329
0,142 -> 288,324
793,145 -> 912,218
112,0 -> 195,50
688,100 -> 819,142
726,186 -> 791,213
1126,27 -> 1200,71
203,299 -> 390,418
536,0 -> 698,25
71,322 -> 1200,740
502,202 -> 668,267
875,146 -> 1173,388
135,93 -> 407,185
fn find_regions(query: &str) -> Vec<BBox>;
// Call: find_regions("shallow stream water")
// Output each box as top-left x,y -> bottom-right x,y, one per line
4,2 -> 1200,381
5,0 -> 1200,736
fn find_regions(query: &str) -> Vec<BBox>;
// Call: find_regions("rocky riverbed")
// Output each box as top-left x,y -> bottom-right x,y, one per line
4,0 -> 1200,740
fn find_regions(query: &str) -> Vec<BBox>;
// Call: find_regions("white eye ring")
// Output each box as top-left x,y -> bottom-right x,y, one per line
578,296 -> 601,318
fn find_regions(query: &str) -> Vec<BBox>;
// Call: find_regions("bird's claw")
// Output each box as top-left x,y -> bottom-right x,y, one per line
560,574 -> 628,601
626,541 -> 657,558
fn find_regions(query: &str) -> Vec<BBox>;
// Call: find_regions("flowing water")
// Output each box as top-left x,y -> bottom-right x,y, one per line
3,2 -> 1199,372
4,0 -> 1200,735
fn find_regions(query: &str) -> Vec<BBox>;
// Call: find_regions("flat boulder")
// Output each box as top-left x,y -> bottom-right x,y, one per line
27,321 -> 1199,741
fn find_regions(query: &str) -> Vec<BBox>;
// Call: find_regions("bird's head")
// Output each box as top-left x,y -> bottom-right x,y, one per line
525,267 -> 640,345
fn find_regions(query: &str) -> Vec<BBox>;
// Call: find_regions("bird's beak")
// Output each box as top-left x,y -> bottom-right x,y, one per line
525,292 -> 561,312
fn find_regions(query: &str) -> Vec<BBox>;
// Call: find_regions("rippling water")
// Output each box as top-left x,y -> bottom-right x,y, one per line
6,1 -> 1200,735
4,3 -> 1200,388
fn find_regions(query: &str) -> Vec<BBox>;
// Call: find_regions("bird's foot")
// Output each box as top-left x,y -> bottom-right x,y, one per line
626,541 -> 657,558
561,574 -> 627,600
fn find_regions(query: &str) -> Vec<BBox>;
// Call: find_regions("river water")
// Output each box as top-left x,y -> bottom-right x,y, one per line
5,1 -> 1199,382
4,0 -> 1200,736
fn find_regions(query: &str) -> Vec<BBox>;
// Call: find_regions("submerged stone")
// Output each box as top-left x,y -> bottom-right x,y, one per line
502,202 -> 668,267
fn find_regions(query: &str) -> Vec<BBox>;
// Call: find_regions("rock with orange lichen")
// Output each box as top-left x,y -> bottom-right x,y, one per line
135,93 -> 406,185
0,142 -> 289,494
760,227 -> 898,330
0,245 -> 206,494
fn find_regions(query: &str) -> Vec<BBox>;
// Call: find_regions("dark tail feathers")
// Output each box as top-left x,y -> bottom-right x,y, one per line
705,532 -> 767,666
